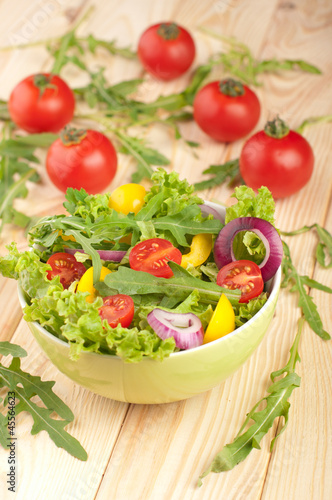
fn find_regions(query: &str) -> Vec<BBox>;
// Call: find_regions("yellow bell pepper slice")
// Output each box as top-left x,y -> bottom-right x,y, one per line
181,233 -> 213,268
76,266 -> 112,303
203,294 -> 235,344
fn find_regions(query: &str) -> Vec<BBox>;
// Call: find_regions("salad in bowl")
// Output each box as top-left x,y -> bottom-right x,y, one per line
0,169 -> 282,403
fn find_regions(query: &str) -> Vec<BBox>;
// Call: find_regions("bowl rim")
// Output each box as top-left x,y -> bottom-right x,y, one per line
17,200 -> 281,361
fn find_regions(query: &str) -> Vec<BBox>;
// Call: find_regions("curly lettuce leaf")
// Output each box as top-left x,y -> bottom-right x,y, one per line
0,243 -> 61,299
23,287 -> 176,362
144,168 -> 203,217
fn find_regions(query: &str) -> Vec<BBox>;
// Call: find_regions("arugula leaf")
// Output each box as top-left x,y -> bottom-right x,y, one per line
198,318 -> 303,485
99,262 -> 240,306
0,343 -> 87,459
194,160 -> 240,191
0,341 -> 27,358
281,241 -> 331,340
281,223 -> 332,269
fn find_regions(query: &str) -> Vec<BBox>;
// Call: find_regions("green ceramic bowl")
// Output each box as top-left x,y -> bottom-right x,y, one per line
17,203 -> 281,404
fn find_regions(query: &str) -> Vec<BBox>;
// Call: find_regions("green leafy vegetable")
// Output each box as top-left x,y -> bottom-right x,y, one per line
194,160 -> 240,191
0,340 -> 87,460
98,262 -> 240,307
198,318 -> 303,485
281,241 -> 331,340
0,131 -> 57,235
23,287 -> 176,363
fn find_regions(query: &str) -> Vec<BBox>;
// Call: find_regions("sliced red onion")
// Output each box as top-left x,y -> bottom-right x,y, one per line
147,309 -> 204,350
214,217 -> 283,282
199,203 -> 225,223
65,248 -> 126,262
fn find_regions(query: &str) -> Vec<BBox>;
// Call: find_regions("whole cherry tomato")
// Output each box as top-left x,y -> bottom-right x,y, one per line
138,22 -> 195,80
239,117 -> 314,199
99,294 -> 135,328
46,252 -> 86,289
193,79 -> 260,142
129,238 -> 182,278
8,73 -> 75,133
46,127 -> 117,194
108,183 -> 146,215
216,260 -> 264,303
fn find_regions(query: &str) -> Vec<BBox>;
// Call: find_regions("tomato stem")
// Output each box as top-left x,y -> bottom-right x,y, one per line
60,126 -> 87,146
33,74 -> 56,97
219,78 -> 244,97
264,116 -> 290,139
157,23 -> 180,40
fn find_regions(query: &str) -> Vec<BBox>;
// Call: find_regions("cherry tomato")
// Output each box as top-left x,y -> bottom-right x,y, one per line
108,183 -> 146,215
193,79 -> 260,142
46,127 -> 117,194
239,117 -> 314,199
99,294 -> 134,328
8,73 -> 75,133
216,260 -> 264,303
138,22 -> 195,81
46,252 -> 86,289
129,238 -> 182,278
203,294 -> 235,344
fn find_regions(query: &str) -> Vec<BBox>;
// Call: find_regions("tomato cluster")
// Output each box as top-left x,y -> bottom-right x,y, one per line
9,73 -> 118,195
8,21 -> 315,200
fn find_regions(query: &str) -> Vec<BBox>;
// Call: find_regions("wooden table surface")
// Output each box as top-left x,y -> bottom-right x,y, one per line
0,1 -> 331,499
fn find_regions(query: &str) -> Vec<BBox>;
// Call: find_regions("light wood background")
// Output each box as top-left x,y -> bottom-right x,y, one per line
0,1 -> 331,499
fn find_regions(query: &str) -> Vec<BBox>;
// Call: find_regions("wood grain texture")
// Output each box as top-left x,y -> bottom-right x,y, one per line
0,0 -> 331,499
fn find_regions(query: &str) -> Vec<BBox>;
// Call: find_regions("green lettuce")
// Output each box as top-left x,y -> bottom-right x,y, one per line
0,243 -> 61,299
23,287 -> 176,363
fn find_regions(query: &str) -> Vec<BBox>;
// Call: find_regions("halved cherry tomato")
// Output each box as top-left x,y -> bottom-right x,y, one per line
99,294 -> 134,328
46,252 -> 86,289
129,238 -> 182,278
216,260 -> 264,303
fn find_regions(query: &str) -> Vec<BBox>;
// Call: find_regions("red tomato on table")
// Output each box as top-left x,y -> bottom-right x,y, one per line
138,22 -> 195,80
46,128 -> 117,194
193,79 -> 260,142
239,117 -> 314,199
129,238 -> 182,278
46,252 -> 86,289
216,260 -> 264,303
99,294 -> 135,328
8,73 -> 75,133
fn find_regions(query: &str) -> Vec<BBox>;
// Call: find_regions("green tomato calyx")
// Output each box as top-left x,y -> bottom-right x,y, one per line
60,126 -> 87,146
219,78 -> 245,97
157,23 -> 180,40
33,74 -> 56,97
264,116 -> 290,139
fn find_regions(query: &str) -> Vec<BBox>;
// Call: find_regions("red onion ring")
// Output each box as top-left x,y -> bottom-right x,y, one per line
199,203 -> 225,223
65,248 -> 127,262
213,217 -> 283,282
147,309 -> 204,350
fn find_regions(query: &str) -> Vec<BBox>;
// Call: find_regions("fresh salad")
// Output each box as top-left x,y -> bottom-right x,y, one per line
0,169 -> 282,363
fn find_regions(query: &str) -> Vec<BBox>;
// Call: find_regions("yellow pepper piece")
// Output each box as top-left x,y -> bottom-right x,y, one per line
58,230 -> 76,242
181,233 -> 213,268
203,294 -> 235,344
76,266 -> 112,303
109,183 -> 146,215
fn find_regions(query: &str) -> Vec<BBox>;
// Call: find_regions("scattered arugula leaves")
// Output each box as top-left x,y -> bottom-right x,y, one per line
0,340 -> 87,460
198,317 -> 303,485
